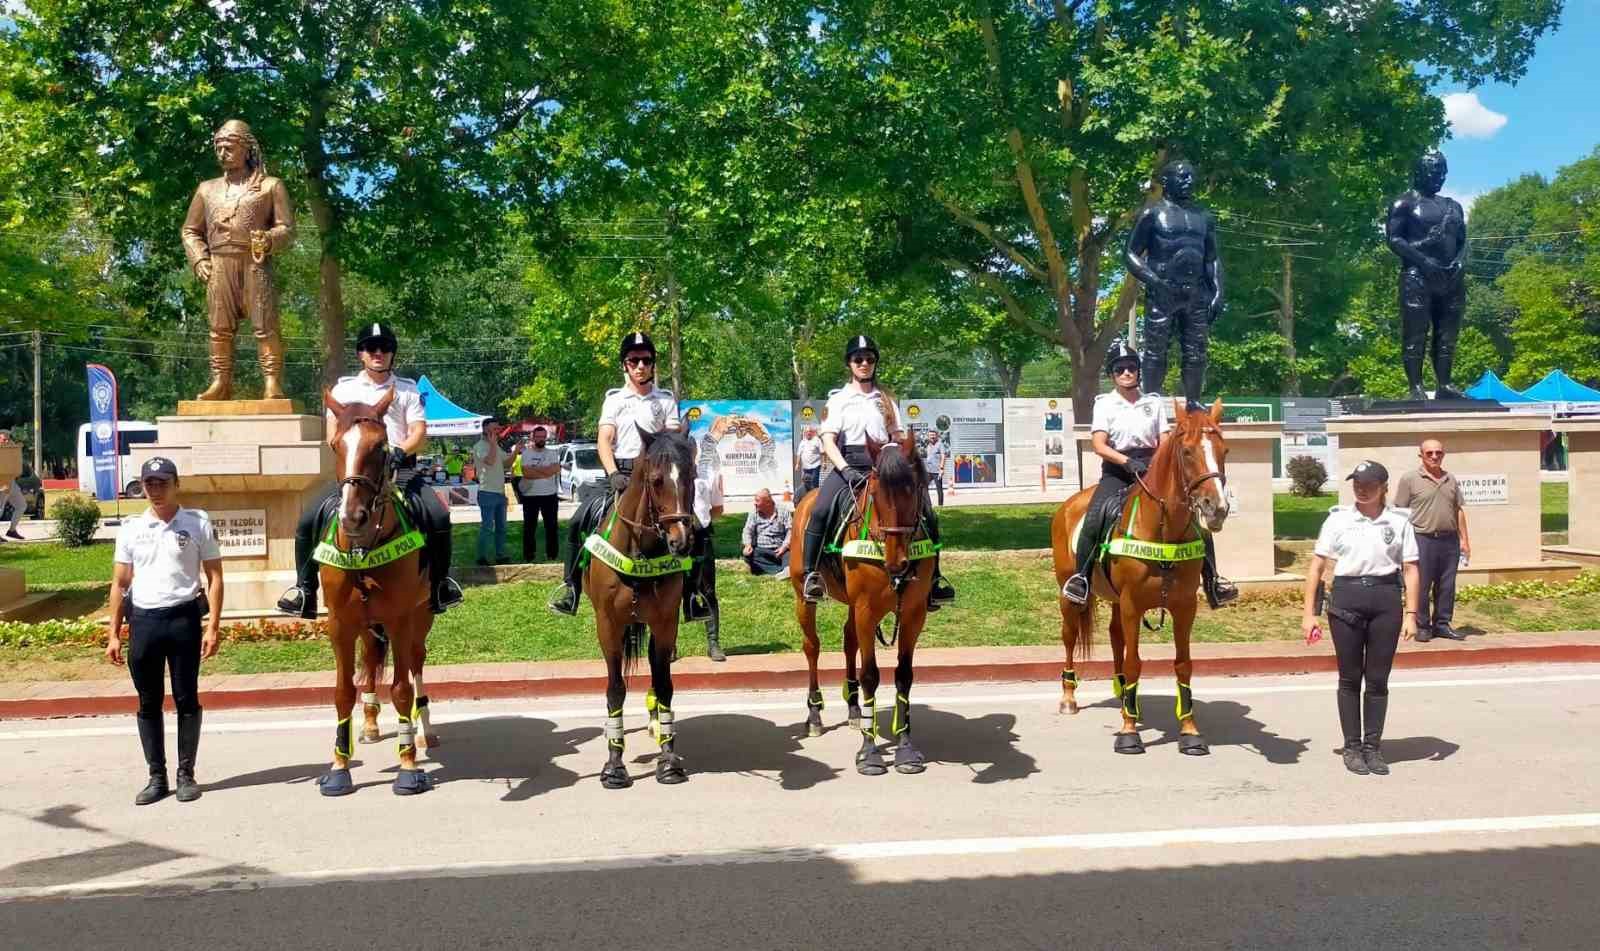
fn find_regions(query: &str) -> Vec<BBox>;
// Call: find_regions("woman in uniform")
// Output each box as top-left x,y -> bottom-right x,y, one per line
1062,339 -> 1237,608
1301,460 -> 1421,775
797,334 -> 956,610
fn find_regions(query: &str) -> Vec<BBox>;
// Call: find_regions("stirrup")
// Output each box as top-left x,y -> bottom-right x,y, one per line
930,575 -> 956,605
548,583 -> 579,616
431,577 -> 464,614
684,591 -> 713,621
801,570 -> 825,603
1206,576 -> 1239,609
1062,573 -> 1090,604
276,585 -> 317,620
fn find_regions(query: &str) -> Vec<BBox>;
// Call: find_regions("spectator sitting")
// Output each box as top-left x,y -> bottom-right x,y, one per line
741,488 -> 793,576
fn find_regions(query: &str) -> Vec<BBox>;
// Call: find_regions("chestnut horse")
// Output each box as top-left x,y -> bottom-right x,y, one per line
317,390 -> 437,796
791,428 -> 935,776
586,430 -> 697,789
1050,399 -> 1230,755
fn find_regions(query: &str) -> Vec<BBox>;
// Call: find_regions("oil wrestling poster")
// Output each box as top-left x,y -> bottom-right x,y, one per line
682,400 -> 794,498
902,398 -> 1004,488
1002,398 -> 1076,489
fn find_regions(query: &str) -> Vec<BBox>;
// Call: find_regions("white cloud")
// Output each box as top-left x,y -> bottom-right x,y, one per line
1441,92 -> 1507,140
1440,188 -> 1480,218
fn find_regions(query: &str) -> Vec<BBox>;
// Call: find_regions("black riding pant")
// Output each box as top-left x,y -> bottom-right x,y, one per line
1141,285 -> 1212,406
562,458 -> 633,592
1399,266 -> 1465,390
801,446 -> 874,575
128,599 -> 203,774
295,468 -> 452,594
1072,451 -> 1149,579
521,493 -> 559,562
1329,574 -> 1403,749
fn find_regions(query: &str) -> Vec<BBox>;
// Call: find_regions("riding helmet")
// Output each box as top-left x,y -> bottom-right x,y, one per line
1105,337 -> 1140,377
844,334 -> 880,364
355,321 -> 399,355
619,331 -> 657,363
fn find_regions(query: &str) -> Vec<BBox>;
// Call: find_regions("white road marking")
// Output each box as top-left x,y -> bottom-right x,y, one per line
3,812 -> 1597,903
2,672 -> 1597,741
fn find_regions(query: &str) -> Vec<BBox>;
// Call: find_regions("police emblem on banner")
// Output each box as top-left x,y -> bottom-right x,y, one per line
92,381 -> 114,415
1380,525 -> 1395,544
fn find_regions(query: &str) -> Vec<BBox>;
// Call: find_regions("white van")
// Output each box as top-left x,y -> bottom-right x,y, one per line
77,421 -> 159,498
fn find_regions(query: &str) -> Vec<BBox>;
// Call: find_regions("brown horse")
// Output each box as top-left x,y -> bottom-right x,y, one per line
316,389 -> 437,796
1050,399 -> 1230,755
791,429 -> 935,775
586,430 -> 697,789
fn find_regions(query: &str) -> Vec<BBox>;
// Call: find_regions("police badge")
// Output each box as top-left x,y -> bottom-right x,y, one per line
1381,524 -> 1395,545
175,529 -> 191,550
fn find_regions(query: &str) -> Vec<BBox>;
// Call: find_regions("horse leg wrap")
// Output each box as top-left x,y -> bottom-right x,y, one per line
842,679 -> 860,707
806,689 -> 825,711
334,718 -> 352,762
892,692 -> 911,738
415,694 -> 432,737
1122,681 -> 1141,721
360,692 -> 379,709
1061,668 -> 1079,689
1175,682 -> 1194,721
645,688 -> 658,715
655,706 -> 675,747
860,698 -> 878,739
1112,673 -> 1127,700
605,710 -> 625,751
396,716 -> 415,757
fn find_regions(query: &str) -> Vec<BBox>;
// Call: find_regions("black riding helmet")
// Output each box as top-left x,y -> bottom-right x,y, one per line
1105,337 -> 1140,378
355,321 -> 399,356
619,331 -> 657,363
844,334 -> 880,365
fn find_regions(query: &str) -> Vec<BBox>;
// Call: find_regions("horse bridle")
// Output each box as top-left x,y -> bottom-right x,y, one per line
1131,423 -> 1226,520
615,468 -> 694,548
336,416 -> 396,548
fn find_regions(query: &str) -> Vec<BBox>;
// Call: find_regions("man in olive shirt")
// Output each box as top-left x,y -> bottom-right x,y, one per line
1393,438 -> 1470,642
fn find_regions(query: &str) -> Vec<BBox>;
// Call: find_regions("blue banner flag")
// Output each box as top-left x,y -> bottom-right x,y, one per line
85,364 -> 120,502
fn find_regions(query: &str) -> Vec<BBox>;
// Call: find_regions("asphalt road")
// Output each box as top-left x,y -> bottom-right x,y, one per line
3,665 -> 1598,949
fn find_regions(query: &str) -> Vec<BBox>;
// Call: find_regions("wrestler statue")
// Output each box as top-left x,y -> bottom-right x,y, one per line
180,119 -> 294,401
1123,159 -> 1222,410
1385,150 -> 1468,401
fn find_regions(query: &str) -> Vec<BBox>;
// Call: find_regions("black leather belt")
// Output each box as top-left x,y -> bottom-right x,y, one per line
1334,573 -> 1401,588
1417,530 -> 1458,539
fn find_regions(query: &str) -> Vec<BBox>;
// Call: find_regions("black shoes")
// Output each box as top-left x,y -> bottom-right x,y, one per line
275,585 -> 318,620
136,773 -> 169,805
802,571 -> 825,603
1434,623 -> 1465,641
927,574 -> 956,611
431,578 -> 464,614
1062,573 -> 1090,605
175,770 -> 201,802
1342,747 -> 1370,775
1362,744 -> 1390,776
4,529 -> 21,540
706,628 -> 726,663
1206,576 -> 1240,609
548,583 -> 579,616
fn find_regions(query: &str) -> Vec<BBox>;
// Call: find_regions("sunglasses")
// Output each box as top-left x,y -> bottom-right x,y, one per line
1113,365 -> 1139,375
850,355 -> 877,365
359,344 -> 395,355
625,356 -> 655,367
1423,451 -> 1445,458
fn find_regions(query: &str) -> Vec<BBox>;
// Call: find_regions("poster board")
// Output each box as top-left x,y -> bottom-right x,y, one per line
1002,398 -> 1076,490
683,400 -> 794,498
902,398 -> 1004,487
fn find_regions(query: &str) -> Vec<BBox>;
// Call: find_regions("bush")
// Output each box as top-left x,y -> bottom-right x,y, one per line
49,493 -> 103,547
1286,455 -> 1328,497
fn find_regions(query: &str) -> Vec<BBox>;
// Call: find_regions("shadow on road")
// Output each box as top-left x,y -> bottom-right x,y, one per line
1081,695 -> 1313,764
913,708 -> 1039,784
423,716 -> 600,801
668,713 -> 842,790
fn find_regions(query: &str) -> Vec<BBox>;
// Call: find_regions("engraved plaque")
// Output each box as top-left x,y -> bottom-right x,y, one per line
190,443 -> 261,475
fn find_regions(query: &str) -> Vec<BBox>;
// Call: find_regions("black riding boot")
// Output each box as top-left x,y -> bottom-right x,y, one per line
1361,692 -> 1390,774
549,514 -> 587,616
923,506 -> 954,611
1201,534 -> 1238,608
174,711 -> 202,802
136,712 -> 168,805
800,514 -> 828,603
704,608 -> 725,662
428,527 -> 464,614
275,504 -> 325,619
684,531 -> 713,621
1062,500 -> 1106,605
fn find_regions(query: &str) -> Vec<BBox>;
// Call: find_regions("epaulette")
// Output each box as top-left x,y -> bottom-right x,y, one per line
604,388 -> 623,398
653,388 -> 676,400
1328,504 -> 1349,514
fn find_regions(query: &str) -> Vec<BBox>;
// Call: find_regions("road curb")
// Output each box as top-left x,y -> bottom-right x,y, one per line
5,640 -> 1598,720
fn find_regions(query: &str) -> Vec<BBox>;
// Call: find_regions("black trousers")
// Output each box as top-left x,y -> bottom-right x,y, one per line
129,600 -> 203,727
929,474 -> 945,507
1141,284 -> 1212,406
1399,266 -> 1465,390
294,469 -> 452,595
1072,453 -> 1147,578
1329,576 -> 1403,748
800,447 -> 874,576
799,467 -> 821,502
1415,531 -> 1460,627
521,493 -> 559,562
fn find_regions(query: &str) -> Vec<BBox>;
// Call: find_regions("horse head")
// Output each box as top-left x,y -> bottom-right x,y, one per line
869,428 -> 926,578
324,388 -> 395,543
1170,398 -> 1230,532
633,430 -> 696,556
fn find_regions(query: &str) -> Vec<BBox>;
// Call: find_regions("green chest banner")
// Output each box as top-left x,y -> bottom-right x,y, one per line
584,534 -> 692,578
312,495 -> 425,571
838,538 -> 940,562
1103,496 -> 1205,562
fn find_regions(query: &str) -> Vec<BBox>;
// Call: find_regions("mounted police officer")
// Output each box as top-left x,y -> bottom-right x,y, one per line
276,322 -> 464,618
1063,338 -> 1237,608
796,334 -> 956,610
549,332 -> 698,616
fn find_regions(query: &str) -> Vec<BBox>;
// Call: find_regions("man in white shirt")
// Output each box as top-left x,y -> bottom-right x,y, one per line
796,425 -> 823,501
473,417 -> 509,565
517,425 -> 561,562
689,464 -> 727,660
923,430 -> 949,506
105,457 -> 223,805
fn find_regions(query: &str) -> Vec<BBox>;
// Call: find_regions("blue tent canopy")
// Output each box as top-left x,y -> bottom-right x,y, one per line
1464,370 -> 1539,403
417,375 -> 489,436
1519,370 -> 1600,404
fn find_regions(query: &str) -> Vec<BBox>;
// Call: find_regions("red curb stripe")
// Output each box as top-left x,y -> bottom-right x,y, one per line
4,643 -> 1598,720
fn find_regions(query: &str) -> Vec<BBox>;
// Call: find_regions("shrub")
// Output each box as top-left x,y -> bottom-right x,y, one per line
1286,455 -> 1328,497
49,493 -> 103,547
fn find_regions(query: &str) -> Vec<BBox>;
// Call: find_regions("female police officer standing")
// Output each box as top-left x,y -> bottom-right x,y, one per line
106,457 -> 224,805
1301,460 -> 1421,776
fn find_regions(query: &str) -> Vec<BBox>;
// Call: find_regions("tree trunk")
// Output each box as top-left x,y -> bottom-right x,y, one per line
306,183 -> 347,389
1069,345 -> 1097,425
665,265 -> 683,397
1279,251 -> 1300,396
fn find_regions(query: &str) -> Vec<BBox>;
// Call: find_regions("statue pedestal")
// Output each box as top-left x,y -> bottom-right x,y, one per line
1327,411 -> 1558,572
176,398 -> 300,416
128,413 -> 332,616
1546,418 -> 1600,564
1074,421 -> 1289,584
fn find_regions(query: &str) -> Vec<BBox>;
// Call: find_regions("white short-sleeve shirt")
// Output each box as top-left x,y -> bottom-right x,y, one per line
819,387 -> 893,446
797,436 -> 823,470
1090,392 -> 1167,451
328,372 -> 425,447
114,507 -> 222,609
519,446 -> 560,496
598,385 -> 680,462
1313,505 -> 1420,577
693,472 -> 724,528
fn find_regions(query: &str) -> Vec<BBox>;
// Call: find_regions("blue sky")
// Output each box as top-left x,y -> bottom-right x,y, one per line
1435,1 -> 1599,214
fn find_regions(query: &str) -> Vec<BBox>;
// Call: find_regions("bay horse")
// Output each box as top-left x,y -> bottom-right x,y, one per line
586,430 -> 697,789
317,389 -> 437,796
1050,399 -> 1230,755
791,428 -> 935,776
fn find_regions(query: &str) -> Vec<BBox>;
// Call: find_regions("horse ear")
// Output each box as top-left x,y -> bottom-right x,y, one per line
639,429 -> 657,453
1208,397 -> 1224,425
372,388 -> 395,419
323,389 -> 344,415
1172,398 -> 1187,423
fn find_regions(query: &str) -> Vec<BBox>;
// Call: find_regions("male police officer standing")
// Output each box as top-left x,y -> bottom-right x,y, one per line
106,458 -> 224,804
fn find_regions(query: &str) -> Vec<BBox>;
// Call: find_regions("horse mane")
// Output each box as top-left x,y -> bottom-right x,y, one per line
640,429 -> 696,481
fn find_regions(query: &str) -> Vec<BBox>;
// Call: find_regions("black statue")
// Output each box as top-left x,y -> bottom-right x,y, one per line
1124,159 -> 1222,411
1385,150 -> 1467,401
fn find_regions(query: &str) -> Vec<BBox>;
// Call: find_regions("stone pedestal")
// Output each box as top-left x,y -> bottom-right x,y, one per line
1075,421 -> 1287,583
1327,411 -> 1552,570
128,412 -> 332,616
1548,417 -> 1600,562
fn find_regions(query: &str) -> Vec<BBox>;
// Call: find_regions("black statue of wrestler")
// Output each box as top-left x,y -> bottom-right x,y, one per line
1385,150 -> 1468,401
1124,160 -> 1222,411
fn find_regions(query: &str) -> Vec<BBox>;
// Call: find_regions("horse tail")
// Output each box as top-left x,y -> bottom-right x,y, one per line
623,623 -> 648,676
1074,602 -> 1095,663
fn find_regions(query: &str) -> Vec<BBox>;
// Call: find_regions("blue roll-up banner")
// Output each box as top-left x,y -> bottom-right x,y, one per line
85,363 -> 120,502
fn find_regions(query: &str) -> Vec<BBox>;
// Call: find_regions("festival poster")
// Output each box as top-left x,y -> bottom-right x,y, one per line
682,400 -> 794,498
902,398 -> 1005,487
1003,397 -> 1076,489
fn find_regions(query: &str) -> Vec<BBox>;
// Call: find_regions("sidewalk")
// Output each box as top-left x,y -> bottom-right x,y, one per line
5,630 -> 1598,719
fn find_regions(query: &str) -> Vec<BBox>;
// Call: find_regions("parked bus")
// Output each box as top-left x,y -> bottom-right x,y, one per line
76,421 -> 159,498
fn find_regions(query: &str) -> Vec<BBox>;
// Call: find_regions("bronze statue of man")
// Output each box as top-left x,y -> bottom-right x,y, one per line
1385,150 -> 1468,401
1123,159 -> 1223,410
181,119 -> 294,401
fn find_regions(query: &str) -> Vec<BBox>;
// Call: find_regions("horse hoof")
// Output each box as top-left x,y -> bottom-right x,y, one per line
317,768 -> 355,797
1113,732 -> 1145,755
600,765 -> 633,790
656,755 -> 688,785
856,747 -> 888,776
1179,734 -> 1210,756
392,768 -> 432,796
1058,699 -> 1080,715
358,730 -> 381,745
893,744 -> 927,775
806,719 -> 824,738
